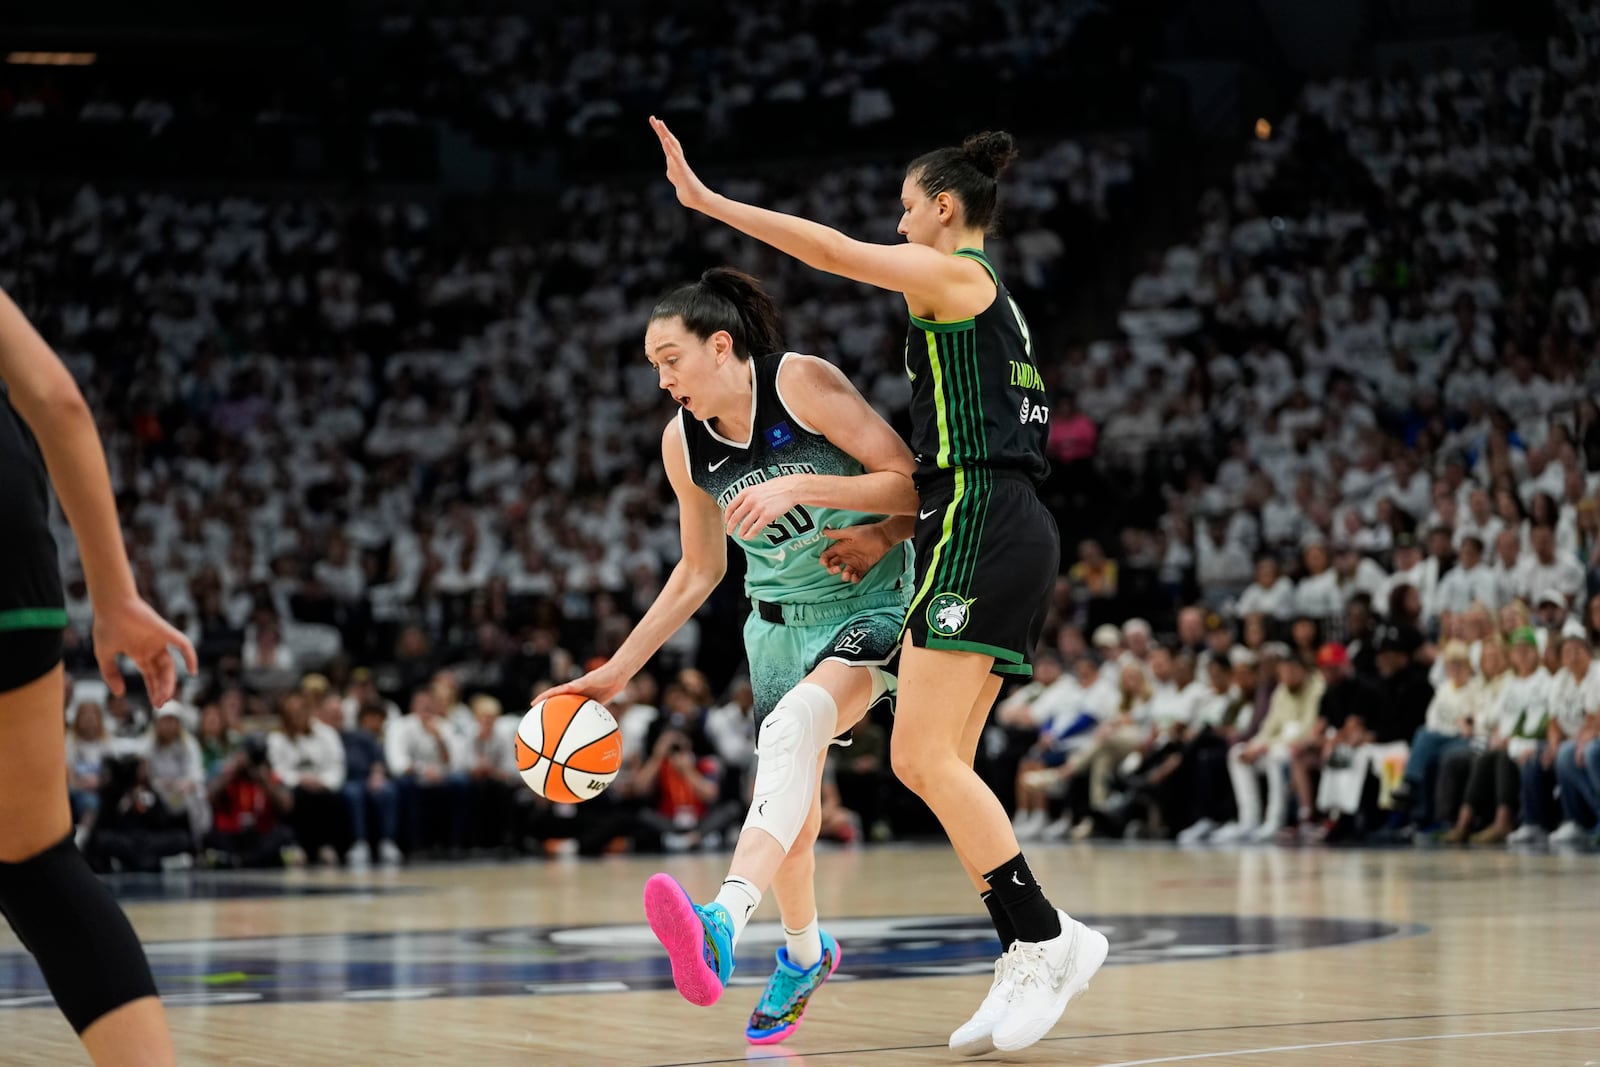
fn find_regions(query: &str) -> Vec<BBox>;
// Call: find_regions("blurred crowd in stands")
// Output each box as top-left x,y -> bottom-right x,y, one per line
14,0 -> 1600,866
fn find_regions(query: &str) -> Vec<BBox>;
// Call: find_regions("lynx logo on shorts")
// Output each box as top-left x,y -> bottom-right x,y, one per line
926,593 -> 975,637
834,627 -> 870,655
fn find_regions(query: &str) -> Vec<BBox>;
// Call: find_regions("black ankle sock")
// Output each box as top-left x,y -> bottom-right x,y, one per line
983,853 -> 1062,944
980,889 -> 1019,951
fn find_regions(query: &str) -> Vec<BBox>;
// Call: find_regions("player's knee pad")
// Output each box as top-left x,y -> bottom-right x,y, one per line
0,832 -> 159,1033
746,683 -> 838,851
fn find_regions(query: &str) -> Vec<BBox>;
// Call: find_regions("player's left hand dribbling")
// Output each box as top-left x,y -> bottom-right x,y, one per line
532,667 -> 626,710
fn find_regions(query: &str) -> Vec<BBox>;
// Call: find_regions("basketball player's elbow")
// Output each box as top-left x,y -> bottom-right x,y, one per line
676,555 -> 726,597
880,472 -> 919,515
12,376 -> 92,438
813,231 -> 856,276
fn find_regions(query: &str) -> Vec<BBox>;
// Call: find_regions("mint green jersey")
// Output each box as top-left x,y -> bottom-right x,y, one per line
677,353 -> 912,606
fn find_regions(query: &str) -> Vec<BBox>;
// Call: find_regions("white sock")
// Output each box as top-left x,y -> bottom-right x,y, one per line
784,914 -> 822,970
715,876 -> 762,945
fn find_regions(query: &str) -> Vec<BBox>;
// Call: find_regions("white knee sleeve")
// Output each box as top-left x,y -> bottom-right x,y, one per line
745,683 -> 838,851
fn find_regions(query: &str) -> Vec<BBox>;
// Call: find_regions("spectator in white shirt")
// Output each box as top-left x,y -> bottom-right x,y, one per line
1519,521 -> 1585,604
387,689 -> 470,853
1489,529 -> 1528,608
1549,628 -> 1600,844
1385,452 -> 1433,523
145,703 -> 210,843
464,695 -> 521,850
1331,542 -> 1389,607
1394,641 -> 1481,828
1294,542 -> 1345,621
1261,472 -> 1312,547
1196,514 -> 1254,601
242,611 -> 299,694
267,690 -> 349,864
1454,487 -> 1504,552
703,678 -> 756,795
1234,554 -> 1295,621
1434,535 -> 1499,619
1007,654 -> 1105,839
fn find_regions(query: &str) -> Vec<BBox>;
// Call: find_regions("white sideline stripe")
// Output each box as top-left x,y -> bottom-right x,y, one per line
1092,1026 -> 1600,1066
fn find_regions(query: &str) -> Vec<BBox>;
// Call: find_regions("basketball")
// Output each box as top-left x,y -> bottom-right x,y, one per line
515,694 -> 624,803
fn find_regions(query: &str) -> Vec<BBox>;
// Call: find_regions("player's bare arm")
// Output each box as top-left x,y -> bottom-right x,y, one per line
723,356 -> 918,540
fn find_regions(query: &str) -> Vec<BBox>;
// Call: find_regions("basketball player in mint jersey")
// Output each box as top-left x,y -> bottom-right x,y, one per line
0,289 -> 197,1066
652,118 -> 1108,1055
537,268 -> 915,1045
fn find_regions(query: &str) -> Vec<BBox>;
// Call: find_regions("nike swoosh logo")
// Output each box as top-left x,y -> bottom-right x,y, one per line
1012,871 -> 1026,887
919,507 -> 938,520
710,457 -> 730,471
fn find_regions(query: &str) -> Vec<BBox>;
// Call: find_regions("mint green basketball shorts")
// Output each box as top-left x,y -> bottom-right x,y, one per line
742,588 -> 908,725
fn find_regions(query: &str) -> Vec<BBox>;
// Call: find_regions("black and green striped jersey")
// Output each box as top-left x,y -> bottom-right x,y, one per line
903,247 -> 1049,486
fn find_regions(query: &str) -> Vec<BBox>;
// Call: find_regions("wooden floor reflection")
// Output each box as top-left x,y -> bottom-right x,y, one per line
2,842 -> 1594,1065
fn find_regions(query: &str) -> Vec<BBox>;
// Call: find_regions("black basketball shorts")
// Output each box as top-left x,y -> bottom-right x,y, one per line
902,468 -> 1058,677
0,496 -> 66,693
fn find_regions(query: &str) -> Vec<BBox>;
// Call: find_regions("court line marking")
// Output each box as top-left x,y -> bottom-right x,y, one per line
648,1005 -> 1600,1066
1093,1026 -> 1600,1066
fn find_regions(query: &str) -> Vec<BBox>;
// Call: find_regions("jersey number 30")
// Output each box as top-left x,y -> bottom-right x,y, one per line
764,504 -> 816,546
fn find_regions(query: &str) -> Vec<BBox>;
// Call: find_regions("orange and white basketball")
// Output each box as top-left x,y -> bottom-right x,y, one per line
515,694 -> 624,803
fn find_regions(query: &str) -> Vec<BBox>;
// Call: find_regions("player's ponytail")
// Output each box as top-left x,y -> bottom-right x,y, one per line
906,130 -> 1018,235
650,267 -> 786,360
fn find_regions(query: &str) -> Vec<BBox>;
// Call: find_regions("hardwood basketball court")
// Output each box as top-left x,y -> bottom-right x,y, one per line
2,844 -> 1594,1064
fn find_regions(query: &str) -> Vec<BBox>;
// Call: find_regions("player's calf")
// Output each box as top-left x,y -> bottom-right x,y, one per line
0,831 -> 161,1034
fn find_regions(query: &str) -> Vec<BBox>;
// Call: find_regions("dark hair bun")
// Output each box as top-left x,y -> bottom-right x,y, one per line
961,131 -> 1018,179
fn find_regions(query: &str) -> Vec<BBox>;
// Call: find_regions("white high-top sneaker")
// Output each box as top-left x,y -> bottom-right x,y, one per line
1548,820 -> 1588,845
991,911 -> 1109,1052
948,953 -> 1016,1056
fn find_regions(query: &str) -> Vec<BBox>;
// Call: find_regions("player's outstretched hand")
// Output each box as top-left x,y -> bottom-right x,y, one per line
92,595 -> 199,707
821,524 -> 892,584
649,116 -> 714,212
532,668 -> 626,711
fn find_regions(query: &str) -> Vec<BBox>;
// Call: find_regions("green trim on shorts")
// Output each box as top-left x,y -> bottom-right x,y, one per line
0,608 -> 68,632
991,662 -> 1034,677
922,636 -> 1025,663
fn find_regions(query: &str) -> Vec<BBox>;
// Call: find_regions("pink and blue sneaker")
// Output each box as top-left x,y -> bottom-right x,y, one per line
745,930 -> 842,1045
643,873 -> 736,1006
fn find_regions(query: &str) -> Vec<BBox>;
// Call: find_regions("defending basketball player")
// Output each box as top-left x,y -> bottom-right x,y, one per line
649,118 -> 1108,1055
534,267 -> 916,1044
0,287 -> 197,1066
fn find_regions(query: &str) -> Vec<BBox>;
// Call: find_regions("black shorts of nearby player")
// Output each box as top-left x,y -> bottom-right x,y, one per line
902,468 -> 1058,677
